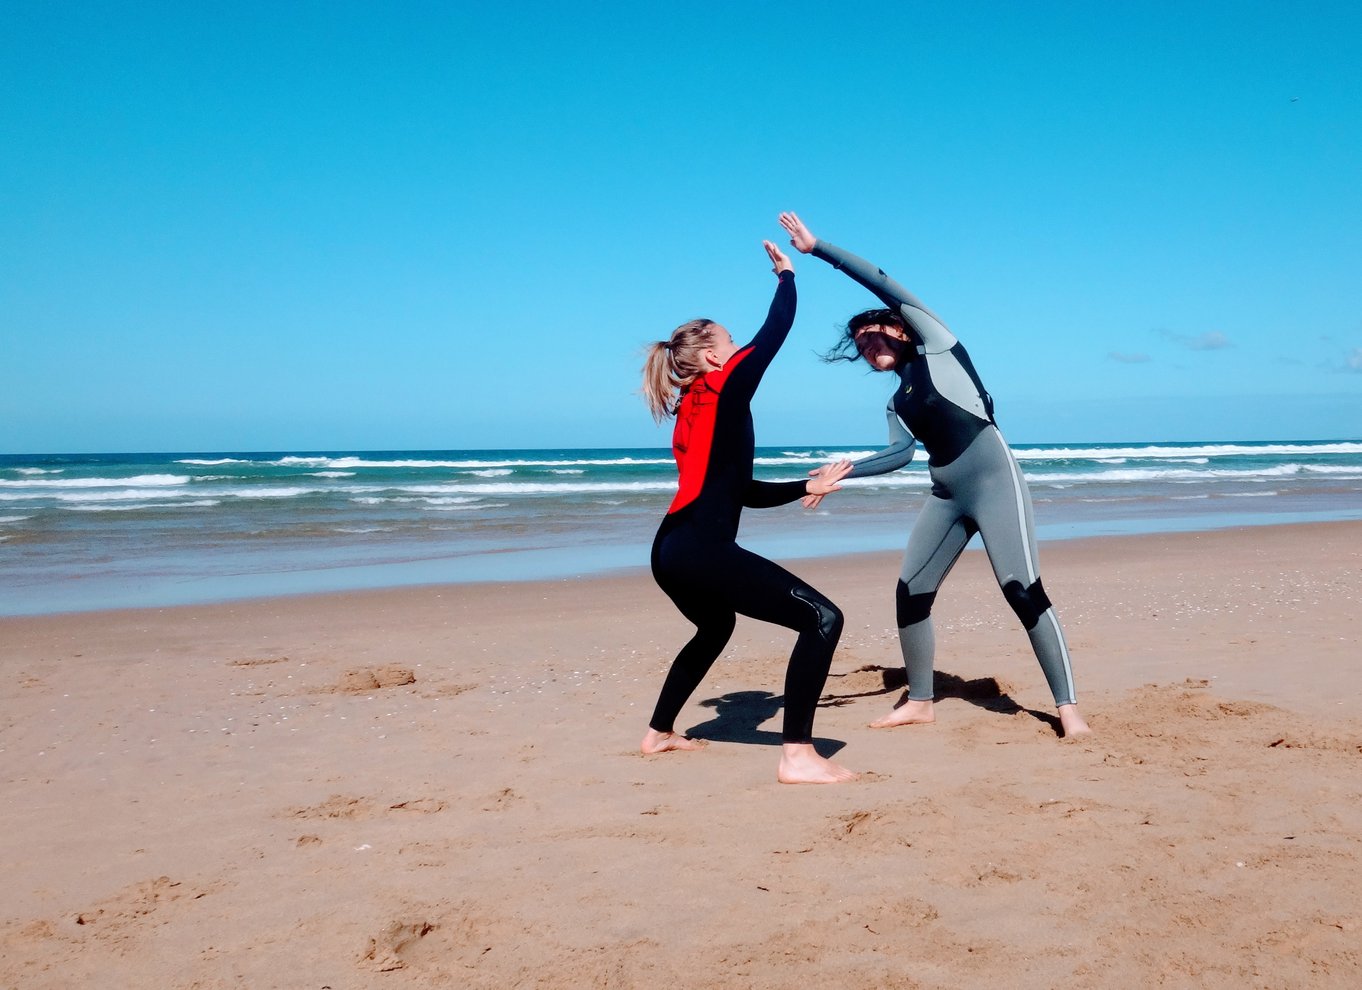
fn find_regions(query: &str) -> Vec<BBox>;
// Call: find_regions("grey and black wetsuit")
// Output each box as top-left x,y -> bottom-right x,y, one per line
649,271 -> 845,744
811,239 -> 1077,708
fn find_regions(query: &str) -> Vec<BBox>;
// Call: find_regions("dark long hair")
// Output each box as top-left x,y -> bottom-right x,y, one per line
821,307 -> 910,364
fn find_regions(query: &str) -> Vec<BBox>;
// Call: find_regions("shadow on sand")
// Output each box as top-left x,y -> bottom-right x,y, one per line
820,665 -> 1062,736
685,690 -> 847,758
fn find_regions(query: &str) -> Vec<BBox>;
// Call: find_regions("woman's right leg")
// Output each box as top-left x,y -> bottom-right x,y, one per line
872,492 -> 974,727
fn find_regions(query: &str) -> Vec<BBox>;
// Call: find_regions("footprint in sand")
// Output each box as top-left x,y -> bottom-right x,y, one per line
360,919 -> 437,972
288,795 -> 379,820
331,666 -> 417,694
481,787 -> 521,812
228,656 -> 290,667
389,798 -> 446,813
288,795 -> 448,820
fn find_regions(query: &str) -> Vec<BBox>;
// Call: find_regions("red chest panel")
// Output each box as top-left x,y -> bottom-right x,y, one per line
667,347 -> 752,514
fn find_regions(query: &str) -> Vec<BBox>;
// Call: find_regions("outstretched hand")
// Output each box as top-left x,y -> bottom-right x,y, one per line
802,459 -> 853,509
763,239 -> 793,275
778,211 -> 817,254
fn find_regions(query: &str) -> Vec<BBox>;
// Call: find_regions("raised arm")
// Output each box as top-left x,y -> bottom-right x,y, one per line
778,211 -> 958,354
722,240 -> 797,399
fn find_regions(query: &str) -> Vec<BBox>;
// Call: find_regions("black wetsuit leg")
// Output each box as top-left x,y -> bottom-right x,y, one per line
650,527 -> 844,744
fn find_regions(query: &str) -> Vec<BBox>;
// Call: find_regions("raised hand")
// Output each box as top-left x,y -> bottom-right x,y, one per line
778,211 -> 817,254
802,459 -> 853,509
763,239 -> 793,275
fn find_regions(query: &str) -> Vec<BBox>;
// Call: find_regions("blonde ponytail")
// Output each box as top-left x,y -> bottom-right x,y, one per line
640,319 -> 717,422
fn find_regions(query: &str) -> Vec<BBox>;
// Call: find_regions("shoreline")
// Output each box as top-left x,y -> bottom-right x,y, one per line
3,520 -> 1360,986
3,516 -> 1358,622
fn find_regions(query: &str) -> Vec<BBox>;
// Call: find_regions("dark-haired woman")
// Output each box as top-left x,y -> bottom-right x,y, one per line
639,239 -> 860,783
778,212 -> 1091,738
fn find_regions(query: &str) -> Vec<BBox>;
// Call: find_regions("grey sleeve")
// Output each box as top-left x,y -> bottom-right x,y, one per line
811,239 -> 958,353
846,398 -> 917,479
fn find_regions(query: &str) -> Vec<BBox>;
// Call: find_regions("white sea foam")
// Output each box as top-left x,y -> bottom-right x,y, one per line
308,471 -> 356,478
550,469 -> 586,475
54,488 -> 201,503
466,469 -> 513,478
176,458 -> 250,466
755,453 -> 832,466
424,501 -> 511,511
66,499 -> 222,512
12,467 -> 62,475
0,474 -> 191,489
841,474 -> 932,489
1023,463 -> 1362,484
350,495 -> 482,506
399,481 -> 678,495
785,449 -> 918,465
272,456 -> 335,468
272,455 -> 676,470
1013,442 -> 1362,461
232,486 -> 321,499
0,515 -> 32,523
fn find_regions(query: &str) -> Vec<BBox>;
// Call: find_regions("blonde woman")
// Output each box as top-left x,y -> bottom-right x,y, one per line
640,239 -> 858,784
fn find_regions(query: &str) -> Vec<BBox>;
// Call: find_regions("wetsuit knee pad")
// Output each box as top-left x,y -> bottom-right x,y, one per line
895,580 -> 937,628
1002,578 -> 1052,630
791,586 -> 843,641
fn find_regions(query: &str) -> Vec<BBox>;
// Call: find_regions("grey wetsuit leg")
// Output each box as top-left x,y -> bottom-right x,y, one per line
951,429 -> 1077,707
897,494 -> 975,701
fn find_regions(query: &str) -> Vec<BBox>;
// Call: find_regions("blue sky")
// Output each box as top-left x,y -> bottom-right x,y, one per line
3,0 -> 1360,453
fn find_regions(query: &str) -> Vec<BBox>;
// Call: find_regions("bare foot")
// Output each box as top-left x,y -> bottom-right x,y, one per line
1057,704 -> 1092,738
777,743 -> 859,784
869,697 -> 935,728
640,728 -> 707,754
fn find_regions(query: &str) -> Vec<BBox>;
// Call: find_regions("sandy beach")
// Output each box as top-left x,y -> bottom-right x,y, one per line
2,521 -> 1360,988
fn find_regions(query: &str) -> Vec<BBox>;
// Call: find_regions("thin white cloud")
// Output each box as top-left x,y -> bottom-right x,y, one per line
1346,348 -> 1362,373
1188,331 -> 1232,351
1155,328 -> 1233,351
1109,352 -> 1152,364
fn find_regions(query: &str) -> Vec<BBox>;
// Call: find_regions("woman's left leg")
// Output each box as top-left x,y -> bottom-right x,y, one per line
703,544 -> 857,783
966,432 -> 1089,733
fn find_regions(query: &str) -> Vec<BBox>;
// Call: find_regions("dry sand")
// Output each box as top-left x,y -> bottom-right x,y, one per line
2,522 -> 1360,988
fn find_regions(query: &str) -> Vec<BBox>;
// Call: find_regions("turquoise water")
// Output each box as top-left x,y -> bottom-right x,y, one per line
3,440 -> 1361,615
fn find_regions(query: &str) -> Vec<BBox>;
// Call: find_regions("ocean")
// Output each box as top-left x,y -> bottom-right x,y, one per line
2,440 -> 1361,616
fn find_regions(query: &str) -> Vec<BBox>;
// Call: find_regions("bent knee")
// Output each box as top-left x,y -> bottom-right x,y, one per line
791,586 -> 844,641
896,580 -> 937,628
1002,577 -> 1053,630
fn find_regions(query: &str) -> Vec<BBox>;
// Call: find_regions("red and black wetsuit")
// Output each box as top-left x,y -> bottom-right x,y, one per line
649,271 -> 844,745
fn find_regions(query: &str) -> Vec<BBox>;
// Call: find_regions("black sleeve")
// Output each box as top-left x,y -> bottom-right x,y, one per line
743,478 -> 808,509
723,271 -> 796,401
